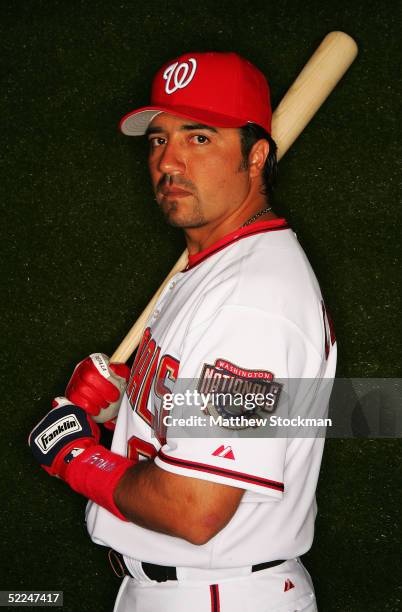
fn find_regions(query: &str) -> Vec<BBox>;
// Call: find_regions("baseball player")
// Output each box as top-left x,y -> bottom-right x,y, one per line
29,52 -> 337,611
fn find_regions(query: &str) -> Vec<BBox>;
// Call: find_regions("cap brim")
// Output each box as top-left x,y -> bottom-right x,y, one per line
119,105 -> 248,136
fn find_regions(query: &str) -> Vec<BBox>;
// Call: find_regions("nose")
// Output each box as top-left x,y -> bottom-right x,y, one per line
157,140 -> 186,175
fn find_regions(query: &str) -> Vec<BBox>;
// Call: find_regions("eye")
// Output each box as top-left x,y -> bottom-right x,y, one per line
149,137 -> 166,148
191,134 -> 210,144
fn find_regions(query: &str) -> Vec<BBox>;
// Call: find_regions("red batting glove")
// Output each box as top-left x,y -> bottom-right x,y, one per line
65,353 -> 130,420
29,398 -> 135,520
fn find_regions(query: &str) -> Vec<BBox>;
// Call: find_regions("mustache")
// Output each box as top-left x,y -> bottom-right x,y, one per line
156,174 -> 196,193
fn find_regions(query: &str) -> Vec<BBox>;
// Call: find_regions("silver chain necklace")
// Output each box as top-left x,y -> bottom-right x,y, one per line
241,206 -> 272,228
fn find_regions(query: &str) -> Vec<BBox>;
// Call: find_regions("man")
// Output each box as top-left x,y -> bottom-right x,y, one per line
30,52 -> 336,611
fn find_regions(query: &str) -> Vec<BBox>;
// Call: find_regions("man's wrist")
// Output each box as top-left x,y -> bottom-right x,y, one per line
65,445 -> 135,521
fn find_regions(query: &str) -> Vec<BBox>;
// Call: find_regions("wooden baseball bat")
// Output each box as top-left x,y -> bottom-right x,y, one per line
94,31 -> 358,422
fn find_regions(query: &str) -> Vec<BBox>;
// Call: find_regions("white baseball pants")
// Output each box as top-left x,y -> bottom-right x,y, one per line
113,558 -> 317,611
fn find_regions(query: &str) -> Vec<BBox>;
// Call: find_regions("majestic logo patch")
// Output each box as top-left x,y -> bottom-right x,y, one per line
284,579 -> 295,592
212,445 -> 235,460
163,59 -> 197,94
198,359 -> 282,428
35,415 -> 82,454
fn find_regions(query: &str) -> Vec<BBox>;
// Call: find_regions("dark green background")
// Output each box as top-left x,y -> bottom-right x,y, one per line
1,1 -> 401,610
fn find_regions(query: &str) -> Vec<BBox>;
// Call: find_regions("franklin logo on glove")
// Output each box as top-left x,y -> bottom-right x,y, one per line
35,415 -> 82,453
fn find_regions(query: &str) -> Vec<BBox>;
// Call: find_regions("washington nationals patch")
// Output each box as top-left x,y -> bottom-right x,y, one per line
197,358 -> 282,428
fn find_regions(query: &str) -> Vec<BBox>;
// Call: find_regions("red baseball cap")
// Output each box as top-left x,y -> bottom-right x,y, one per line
119,52 -> 272,136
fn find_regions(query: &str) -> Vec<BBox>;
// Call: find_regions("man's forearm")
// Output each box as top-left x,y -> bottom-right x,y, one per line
113,461 -> 187,537
113,460 -> 244,545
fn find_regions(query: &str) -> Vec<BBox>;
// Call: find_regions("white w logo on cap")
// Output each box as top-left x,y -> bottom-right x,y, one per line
163,58 -> 197,94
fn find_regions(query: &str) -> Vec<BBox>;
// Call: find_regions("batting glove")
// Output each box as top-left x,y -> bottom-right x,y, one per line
29,398 -> 135,520
65,353 -> 130,423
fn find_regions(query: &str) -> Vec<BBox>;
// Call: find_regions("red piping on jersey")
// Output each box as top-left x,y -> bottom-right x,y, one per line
210,585 -> 220,612
185,218 -> 289,271
158,450 -> 284,492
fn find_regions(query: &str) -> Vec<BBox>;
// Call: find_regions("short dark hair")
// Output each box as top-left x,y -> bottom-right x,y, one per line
239,123 -> 278,201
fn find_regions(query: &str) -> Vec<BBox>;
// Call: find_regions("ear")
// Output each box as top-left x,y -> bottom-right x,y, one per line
248,139 -> 270,179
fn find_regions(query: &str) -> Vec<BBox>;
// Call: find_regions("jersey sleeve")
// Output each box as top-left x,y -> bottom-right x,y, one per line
155,305 -> 321,498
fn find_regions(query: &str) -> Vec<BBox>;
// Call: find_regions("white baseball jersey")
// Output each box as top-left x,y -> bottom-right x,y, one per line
87,218 -> 337,569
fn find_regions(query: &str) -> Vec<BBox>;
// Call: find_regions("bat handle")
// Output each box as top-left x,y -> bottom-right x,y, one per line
110,249 -> 189,364
92,252 -> 188,423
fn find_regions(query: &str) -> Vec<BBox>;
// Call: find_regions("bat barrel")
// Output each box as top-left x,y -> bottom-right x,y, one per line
273,31 -> 358,161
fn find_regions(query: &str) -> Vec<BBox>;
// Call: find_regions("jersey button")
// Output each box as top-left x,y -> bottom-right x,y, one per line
153,309 -> 160,319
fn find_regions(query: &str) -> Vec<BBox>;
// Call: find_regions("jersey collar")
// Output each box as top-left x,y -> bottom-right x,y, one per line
185,218 -> 289,271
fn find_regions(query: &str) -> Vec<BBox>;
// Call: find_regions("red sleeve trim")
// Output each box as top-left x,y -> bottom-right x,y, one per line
158,450 -> 284,492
